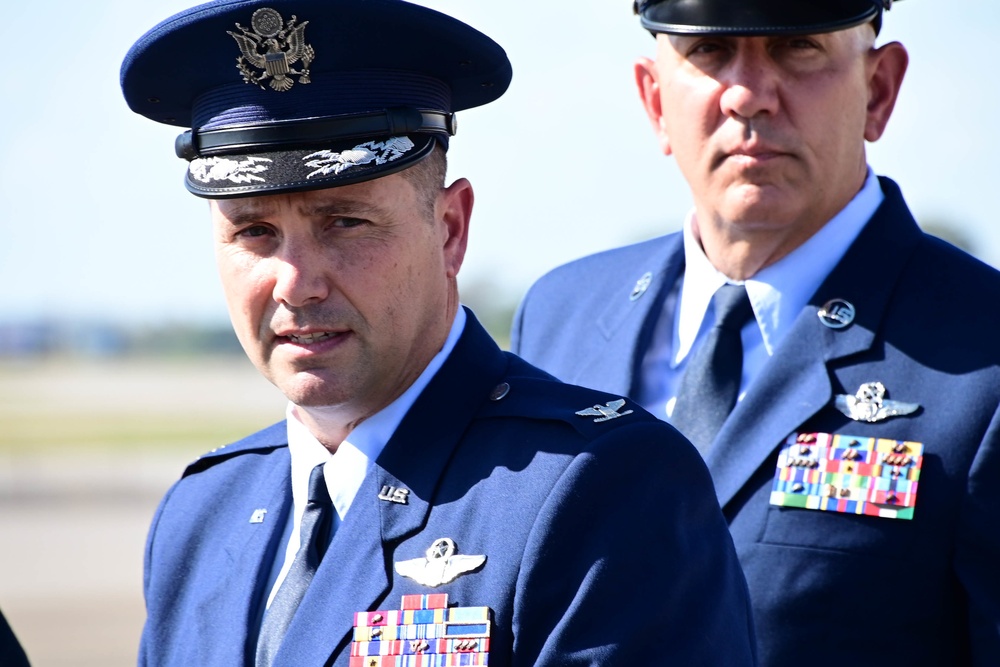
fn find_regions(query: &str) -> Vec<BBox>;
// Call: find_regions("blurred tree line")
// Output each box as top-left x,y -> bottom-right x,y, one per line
0,215 -> 981,361
0,278 -> 519,359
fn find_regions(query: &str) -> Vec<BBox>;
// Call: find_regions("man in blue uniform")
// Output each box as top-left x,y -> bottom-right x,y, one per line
120,1 -> 756,665
513,0 -> 1000,664
0,608 -> 29,666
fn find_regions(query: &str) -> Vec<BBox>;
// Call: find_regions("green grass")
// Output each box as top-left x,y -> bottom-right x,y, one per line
0,358 -> 286,455
0,412 -> 278,454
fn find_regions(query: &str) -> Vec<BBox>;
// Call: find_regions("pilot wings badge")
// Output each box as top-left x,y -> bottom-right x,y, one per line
576,399 -> 634,423
394,538 -> 486,588
228,8 -> 315,92
834,382 -> 920,423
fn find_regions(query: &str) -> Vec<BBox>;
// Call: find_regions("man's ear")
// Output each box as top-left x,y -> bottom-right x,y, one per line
864,41 -> 908,142
436,177 -> 473,279
635,56 -> 672,155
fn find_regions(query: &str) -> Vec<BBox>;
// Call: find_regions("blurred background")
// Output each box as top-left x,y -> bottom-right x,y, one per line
1,1 -> 998,664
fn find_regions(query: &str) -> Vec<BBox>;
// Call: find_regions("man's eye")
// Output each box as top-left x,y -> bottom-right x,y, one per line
238,225 -> 272,238
333,217 -> 366,229
779,37 -> 821,51
690,41 -> 725,56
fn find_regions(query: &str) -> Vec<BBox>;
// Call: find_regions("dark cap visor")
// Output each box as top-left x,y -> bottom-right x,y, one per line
636,0 -> 887,36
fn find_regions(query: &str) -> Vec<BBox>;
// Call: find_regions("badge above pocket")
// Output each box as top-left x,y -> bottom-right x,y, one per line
770,432 -> 923,520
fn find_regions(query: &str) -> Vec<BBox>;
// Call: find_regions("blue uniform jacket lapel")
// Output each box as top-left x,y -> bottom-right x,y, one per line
271,310 -> 509,667
593,233 -> 685,397
707,177 -> 923,509
211,458 -> 293,662
165,425 -> 294,666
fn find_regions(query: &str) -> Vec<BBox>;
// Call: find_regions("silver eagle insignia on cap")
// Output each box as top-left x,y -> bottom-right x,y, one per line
576,399 -> 634,423
834,382 -> 919,423
394,538 -> 486,587
228,8 -> 315,92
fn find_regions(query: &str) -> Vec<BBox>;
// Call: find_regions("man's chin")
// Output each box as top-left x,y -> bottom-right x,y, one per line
271,371 -> 349,408
719,185 -> 803,226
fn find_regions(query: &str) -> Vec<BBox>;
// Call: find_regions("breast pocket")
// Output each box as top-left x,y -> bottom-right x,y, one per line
760,503 -> 918,554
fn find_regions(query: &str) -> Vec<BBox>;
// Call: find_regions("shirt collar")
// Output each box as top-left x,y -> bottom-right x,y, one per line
677,169 -> 883,361
677,212 -> 729,363
285,307 -> 467,522
748,169 -> 882,355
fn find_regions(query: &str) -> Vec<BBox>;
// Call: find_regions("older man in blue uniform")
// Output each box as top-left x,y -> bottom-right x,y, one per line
513,1 -> 1000,665
0,608 -> 29,666
120,1 -> 757,665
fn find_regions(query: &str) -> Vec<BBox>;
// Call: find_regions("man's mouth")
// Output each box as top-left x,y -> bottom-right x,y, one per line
284,331 -> 343,344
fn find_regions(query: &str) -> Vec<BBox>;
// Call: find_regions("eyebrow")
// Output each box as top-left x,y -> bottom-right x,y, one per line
217,197 -> 389,226
301,199 -> 387,219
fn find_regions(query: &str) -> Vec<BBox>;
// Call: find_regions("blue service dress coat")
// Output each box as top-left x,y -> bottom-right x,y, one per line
512,178 -> 1000,666
0,608 -> 29,666
139,312 -> 756,667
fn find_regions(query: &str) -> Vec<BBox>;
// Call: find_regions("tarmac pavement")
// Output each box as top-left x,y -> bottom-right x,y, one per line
0,358 -> 288,666
0,451 -> 190,666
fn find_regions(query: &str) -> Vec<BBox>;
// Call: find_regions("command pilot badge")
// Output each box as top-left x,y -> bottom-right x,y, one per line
228,8 -> 315,91
834,382 -> 920,423
394,538 -> 486,587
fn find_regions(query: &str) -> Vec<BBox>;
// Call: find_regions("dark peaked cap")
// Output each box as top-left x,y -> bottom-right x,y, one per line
634,0 -> 898,36
121,0 -> 512,199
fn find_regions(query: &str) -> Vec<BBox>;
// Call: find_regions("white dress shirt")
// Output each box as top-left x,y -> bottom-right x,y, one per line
258,307 -> 468,615
637,169 -> 884,421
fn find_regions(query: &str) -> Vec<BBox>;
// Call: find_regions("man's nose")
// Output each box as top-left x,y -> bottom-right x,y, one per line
718,50 -> 781,121
270,244 -> 331,308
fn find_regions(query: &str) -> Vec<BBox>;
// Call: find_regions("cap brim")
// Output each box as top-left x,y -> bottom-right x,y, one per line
639,0 -> 881,35
184,133 -> 436,199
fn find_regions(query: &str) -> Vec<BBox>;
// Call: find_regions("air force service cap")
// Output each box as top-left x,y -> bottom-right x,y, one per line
121,0 -> 512,199
634,0 -> 897,36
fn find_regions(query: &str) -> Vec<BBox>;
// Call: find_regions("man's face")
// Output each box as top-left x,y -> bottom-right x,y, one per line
636,26 -> 904,252
211,170 -> 471,421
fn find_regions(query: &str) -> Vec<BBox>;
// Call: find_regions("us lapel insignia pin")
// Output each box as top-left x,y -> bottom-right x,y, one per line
630,271 -> 653,301
249,508 -> 267,524
489,382 -> 510,401
835,382 -> 920,423
351,593 -> 492,663
770,432 -> 924,520
817,298 -> 856,329
394,538 -> 486,587
576,399 -> 634,423
378,485 -> 410,505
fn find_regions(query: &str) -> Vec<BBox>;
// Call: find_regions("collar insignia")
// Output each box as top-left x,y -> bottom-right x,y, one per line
630,271 -> 652,301
576,399 -> 634,423
834,382 -> 920,423
394,538 -> 486,587
378,485 -> 410,505
228,8 -> 315,92
817,298 -> 856,329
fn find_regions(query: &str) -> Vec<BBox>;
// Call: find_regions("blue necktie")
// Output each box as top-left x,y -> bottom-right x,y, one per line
255,463 -> 333,667
671,284 -> 754,454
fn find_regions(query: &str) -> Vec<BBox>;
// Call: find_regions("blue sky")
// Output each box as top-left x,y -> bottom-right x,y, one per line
1,1 -> 997,324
